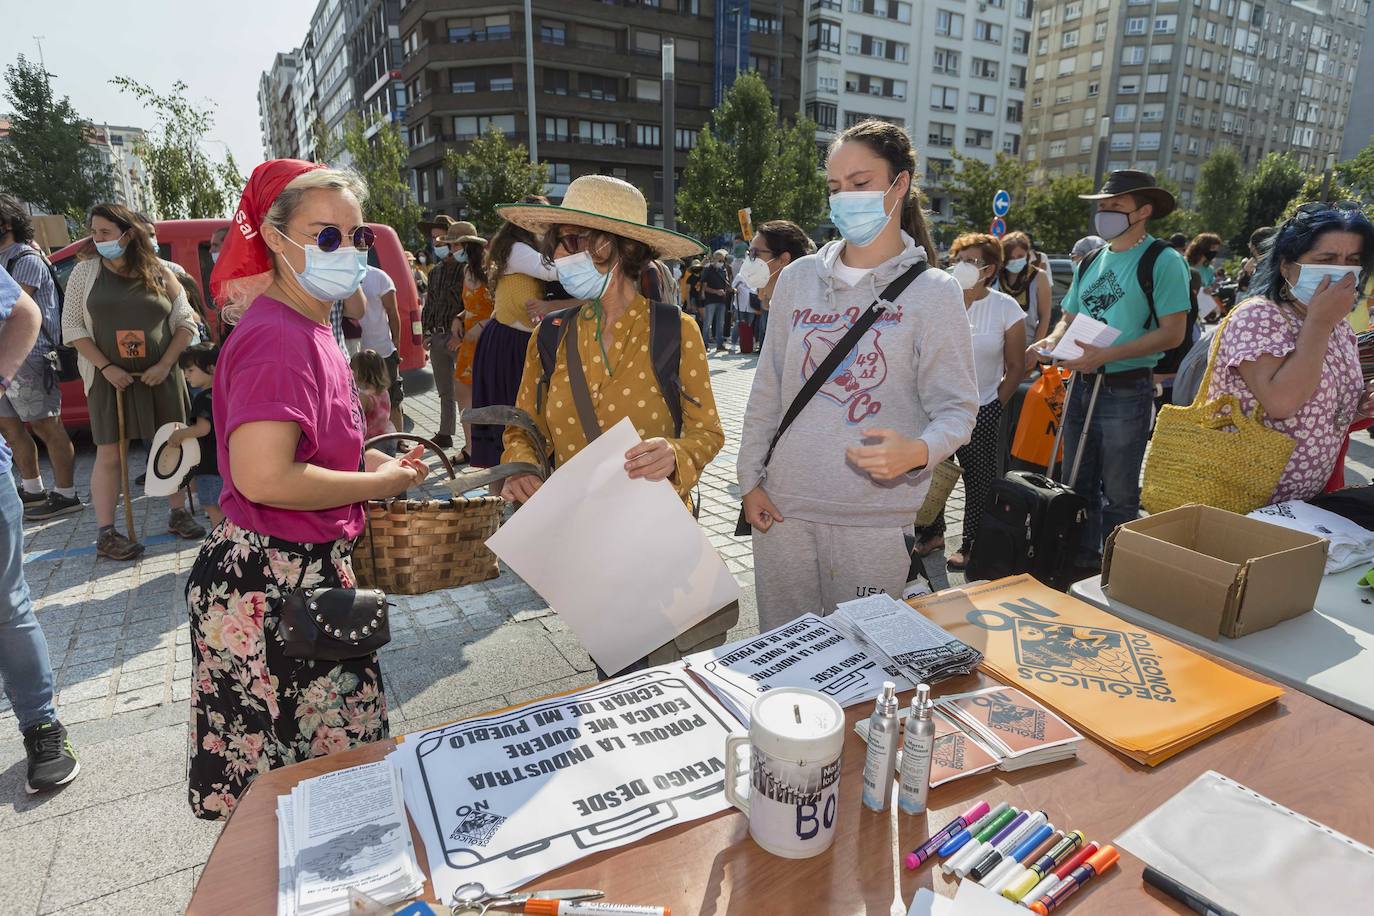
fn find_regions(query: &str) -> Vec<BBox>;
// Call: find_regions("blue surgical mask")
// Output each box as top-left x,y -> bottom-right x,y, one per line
1289,264 -> 1363,306
1005,256 -> 1028,274
456,250 -> 468,264
278,229 -> 368,301
829,174 -> 902,248
555,251 -> 611,301
95,233 -> 127,260
432,244 -> 450,260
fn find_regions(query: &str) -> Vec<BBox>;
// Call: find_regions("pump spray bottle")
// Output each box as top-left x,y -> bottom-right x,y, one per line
862,681 -> 900,811
898,683 -> 936,815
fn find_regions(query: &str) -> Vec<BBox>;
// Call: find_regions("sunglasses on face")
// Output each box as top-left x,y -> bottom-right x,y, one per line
747,249 -> 773,260
303,225 -> 376,252
557,231 -> 590,253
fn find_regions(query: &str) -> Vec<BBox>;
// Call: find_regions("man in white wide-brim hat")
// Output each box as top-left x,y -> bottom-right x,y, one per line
494,175 -> 734,678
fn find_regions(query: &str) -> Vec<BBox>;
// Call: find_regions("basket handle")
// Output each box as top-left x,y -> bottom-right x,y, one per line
363,433 -> 458,481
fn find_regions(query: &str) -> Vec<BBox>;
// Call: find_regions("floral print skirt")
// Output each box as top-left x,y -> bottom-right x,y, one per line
185,520 -> 388,820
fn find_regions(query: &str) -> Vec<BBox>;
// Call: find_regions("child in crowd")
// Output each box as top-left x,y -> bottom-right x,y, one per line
172,344 -> 223,528
352,349 -> 396,439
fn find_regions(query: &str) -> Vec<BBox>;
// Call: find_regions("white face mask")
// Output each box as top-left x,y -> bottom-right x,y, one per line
738,256 -> 774,289
950,261 -> 984,290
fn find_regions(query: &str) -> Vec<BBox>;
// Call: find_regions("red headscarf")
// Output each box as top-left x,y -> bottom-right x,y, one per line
210,158 -> 325,300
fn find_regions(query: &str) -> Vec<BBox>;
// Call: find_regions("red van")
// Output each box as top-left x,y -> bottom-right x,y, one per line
49,219 -> 426,429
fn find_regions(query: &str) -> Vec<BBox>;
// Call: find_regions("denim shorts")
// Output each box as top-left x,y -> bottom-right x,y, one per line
194,474 -> 224,507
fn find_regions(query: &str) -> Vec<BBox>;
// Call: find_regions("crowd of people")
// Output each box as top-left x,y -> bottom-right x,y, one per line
1,117 -> 1371,822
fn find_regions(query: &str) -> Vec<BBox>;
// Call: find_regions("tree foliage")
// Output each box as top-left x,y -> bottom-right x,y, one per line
340,113 -> 424,250
1236,152 -> 1305,246
1194,145 -> 1244,242
1150,175 -> 1198,241
1020,173 -> 1093,254
1280,172 -> 1357,220
943,152 -> 1030,236
445,128 -> 548,236
0,55 -> 112,222
676,72 -> 827,240
111,77 -> 243,219
1337,137 -> 1374,207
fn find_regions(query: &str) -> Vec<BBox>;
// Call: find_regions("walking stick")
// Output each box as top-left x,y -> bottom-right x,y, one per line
115,372 -> 142,545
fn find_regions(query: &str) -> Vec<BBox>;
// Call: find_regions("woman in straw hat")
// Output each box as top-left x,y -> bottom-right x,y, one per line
497,175 -> 726,673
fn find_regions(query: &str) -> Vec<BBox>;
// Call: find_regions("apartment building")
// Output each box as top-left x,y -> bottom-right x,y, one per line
397,0 -> 802,223
258,51 -> 300,160
803,0 -> 1031,224
88,125 -> 158,218
1024,0 -> 1368,208
1340,1 -> 1374,160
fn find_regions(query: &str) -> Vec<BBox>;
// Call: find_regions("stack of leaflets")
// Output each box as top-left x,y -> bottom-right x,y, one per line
276,760 -> 424,916
831,593 -> 983,685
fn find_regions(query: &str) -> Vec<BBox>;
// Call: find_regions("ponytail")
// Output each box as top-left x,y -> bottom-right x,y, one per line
901,186 -> 938,263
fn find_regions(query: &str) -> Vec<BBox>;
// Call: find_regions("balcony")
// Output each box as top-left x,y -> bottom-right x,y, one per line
401,35 -> 520,80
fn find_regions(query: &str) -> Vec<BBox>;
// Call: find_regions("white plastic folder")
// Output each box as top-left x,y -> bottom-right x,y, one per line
486,417 -> 740,674
1117,770 -> 1374,915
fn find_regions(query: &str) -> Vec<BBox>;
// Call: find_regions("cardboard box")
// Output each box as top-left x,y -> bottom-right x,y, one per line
32,215 -> 70,252
1102,504 -> 1327,639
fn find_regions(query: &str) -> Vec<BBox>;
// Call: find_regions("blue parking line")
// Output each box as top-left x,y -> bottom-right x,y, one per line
25,532 -> 180,564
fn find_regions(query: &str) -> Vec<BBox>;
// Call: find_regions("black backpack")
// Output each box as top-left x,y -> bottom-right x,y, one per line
6,249 -> 79,382
1074,239 -> 1193,373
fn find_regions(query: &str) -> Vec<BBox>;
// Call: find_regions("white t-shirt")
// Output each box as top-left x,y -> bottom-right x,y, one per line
359,266 -> 397,356
830,258 -> 872,288
733,275 -> 754,313
966,289 -> 1026,405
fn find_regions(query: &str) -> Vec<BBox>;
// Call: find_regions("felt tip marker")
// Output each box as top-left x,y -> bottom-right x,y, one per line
1022,842 -> 1099,908
982,824 -> 1054,889
937,802 -> 1010,858
1028,845 -> 1119,914
952,810 -> 1027,878
904,800 -> 991,869
987,829 -> 1061,895
943,806 -> 1019,875
969,811 -> 1048,882
525,903 -> 669,916
1003,831 -> 1085,902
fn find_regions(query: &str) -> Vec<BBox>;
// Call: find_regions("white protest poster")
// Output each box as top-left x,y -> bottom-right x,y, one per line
392,666 -> 743,902
487,417 -> 740,675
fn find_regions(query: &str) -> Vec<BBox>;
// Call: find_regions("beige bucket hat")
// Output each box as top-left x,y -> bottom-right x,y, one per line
441,220 -> 486,245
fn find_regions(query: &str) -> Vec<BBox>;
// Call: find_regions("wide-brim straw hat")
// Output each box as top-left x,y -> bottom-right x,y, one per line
1079,169 -> 1177,220
496,175 -> 706,259
441,220 -> 486,246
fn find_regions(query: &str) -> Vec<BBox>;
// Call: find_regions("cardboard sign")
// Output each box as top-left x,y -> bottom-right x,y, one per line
116,329 -> 147,360
909,576 -> 1282,765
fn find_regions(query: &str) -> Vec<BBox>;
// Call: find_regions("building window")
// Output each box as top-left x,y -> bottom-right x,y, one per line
543,69 -> 569,96
1003,134 -> 1021,155
965,128 -> 994,149
1009,64 -> 1026,89
806,101 -> 838,131
1062,29 -> 1079,49
490,67 -> 513,92
1122,45 -> 1145,65
935,10 -> 963,38
634,124 -> 661,147
968,92 -> 996,114
849,0 -> 912,23
1011,29 -> 1029,54
451,71 -> 477,94
975,21 -> 1003,43
579,120 -> 621,146
972,58 -> 998,80
1049,139 -> 1068,158
455,114 -> 515,139
548,162 -> 572,184
809,19 -> 841,53
577,74 -> 619,101
1138,131 -> 1162,150
930,85 -> 959,111
1057,56 -> 1076,76
1110,132 -> 1134,151
1154,15 -> 1177,33
539,20 -> 566,45
1125,17 -> 1147,35
848,72 -> 906,99
1080,135 -> 1093,153
1094,22 -> 1108,41
1119,76 -> 1140,95
1051,111 -> 1069,130
543,116 -> 570,141
928,122 -> 955,147
1141,103 -> 1165,121
1114,103 -> 1137,121
1006,99 -> 1024,122
934,48 -> 961,75
1149,43 -> 1174,64
1064,1 -> 1082,20
1090,49 -> 1104,69
635,78 -> 660,101
926,157 -> 953,182
447,14 -> 511,42
1145,73 -> 1169,93
1087,81 -> 1099,97
675,127 -> 699,150
847,32 -> 910,61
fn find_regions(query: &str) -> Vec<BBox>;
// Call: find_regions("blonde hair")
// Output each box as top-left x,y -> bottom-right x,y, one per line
220,167 -> 369,320
350,348 -> 391,392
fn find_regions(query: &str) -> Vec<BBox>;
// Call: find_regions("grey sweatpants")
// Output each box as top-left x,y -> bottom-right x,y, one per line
752,517 -> 912,632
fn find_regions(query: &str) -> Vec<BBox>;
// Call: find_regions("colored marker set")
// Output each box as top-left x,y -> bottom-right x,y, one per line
904,801 -> 1118,912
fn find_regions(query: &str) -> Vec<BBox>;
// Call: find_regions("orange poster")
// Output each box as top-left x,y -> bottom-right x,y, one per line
910,576 -> 1282,766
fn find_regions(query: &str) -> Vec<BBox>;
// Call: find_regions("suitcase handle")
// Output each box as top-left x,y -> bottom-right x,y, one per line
1045,371 -> 1104,489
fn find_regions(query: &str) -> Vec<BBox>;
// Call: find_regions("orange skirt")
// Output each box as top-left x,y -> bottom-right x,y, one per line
455,284 -> 494,385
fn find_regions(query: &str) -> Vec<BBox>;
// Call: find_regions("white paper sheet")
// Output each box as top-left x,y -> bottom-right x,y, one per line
392,665 -> 743,904
486,417 -> 740,675
1049,313 -> 1121,361
1197,290 -> 1220,319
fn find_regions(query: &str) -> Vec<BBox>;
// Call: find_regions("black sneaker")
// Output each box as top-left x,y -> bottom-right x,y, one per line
431,433 -> 454,448
18,488 -> 46,507
22,720 -> 80,793
24,492 -> 84,521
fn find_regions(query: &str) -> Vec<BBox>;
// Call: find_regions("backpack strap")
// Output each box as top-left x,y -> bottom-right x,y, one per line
535,306 -> 579,417
561,312 -> 603,443
1135,238 -> 1170,330
648,301 -> 685,438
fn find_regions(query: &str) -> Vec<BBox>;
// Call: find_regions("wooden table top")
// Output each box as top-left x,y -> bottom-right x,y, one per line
188,661 -> 1374,916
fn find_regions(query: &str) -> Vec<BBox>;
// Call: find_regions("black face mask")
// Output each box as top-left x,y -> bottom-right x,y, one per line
1205,250 -> 1219,261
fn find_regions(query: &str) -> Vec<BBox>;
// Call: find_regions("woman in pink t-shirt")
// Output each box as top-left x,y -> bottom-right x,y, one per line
184,160 -> 429,820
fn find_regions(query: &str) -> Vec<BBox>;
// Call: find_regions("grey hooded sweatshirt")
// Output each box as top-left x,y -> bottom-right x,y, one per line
736,233 -> 978,528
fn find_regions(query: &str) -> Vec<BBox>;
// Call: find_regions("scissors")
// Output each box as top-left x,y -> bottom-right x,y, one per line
449,883 -> 604,915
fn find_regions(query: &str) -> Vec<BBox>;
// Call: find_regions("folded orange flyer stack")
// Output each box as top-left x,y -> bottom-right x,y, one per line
909,576 -> 1283,766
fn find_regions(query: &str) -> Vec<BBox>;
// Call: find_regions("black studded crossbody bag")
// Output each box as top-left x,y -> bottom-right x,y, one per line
275,560 -> 393,662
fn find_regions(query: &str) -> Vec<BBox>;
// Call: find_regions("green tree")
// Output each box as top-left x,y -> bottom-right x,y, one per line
1337,137 -> 1374,206
676,72 -> 827,239
111,77 -> 243,219
0,55 -> 112,222
943,152 -> 1029,235
1020,173 -> 1093,254
444,127 -> 548,235
1237,152 -> 1305,246
340,113 -> 424,250
1280,172 -> 1357,220
1150,175 -> 1198,240
1193,145 -> 1244,242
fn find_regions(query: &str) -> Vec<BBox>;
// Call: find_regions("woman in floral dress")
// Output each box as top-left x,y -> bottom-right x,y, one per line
185,160 -> 427,819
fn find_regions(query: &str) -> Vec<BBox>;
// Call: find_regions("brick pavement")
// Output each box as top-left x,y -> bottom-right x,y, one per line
3,351 -> 1373,914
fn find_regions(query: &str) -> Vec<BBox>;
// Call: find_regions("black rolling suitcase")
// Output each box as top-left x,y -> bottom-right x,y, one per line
965,372 -> 1103,591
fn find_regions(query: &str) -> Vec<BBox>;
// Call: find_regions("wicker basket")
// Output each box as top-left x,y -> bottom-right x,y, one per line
915,459 -> 963,527
352,435 -> 506,595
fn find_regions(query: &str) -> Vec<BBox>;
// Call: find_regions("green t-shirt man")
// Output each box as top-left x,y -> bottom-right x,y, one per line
1061,234 -> 1192,373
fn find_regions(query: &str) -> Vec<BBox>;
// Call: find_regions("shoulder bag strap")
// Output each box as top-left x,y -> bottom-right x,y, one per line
648,300 -> 685,438
561,311 -> 603,443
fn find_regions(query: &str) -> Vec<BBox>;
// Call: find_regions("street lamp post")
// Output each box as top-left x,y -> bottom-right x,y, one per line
662,38 -> 676,231
730,5 -> 743,79
523,0 -> 538,163
1089,116 -> 1111,234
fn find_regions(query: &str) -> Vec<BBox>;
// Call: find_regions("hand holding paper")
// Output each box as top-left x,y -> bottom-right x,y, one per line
1049,313 -> 1121,362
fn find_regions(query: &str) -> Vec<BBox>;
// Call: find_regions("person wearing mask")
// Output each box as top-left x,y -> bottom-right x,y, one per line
61,204 -> 205,559
1026,233 -> 1054,292
495,176 -> 724,676
998,230 -> 1053,349
1168,232 -> 1189,255
189,160 -> 428,820
454,235 -> 493,463
1238,226 -> 1276,293
682,257 -> 705,329
420,215 -> 465,449
701,249 -> 733,354
943,233 -> 1026,571
357,264 -> 405,435
1070,235 -> 1106,266
0,270 -> 81,793
1204,203 -> 1374,503
737,220 -> 814,351
738,120 -> 978,628
1187,232 -> 1223,290
1029,170 -> 1190,568
0,195 -> 81,520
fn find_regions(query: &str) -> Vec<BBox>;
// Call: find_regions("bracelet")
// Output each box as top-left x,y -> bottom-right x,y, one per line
98,363 -> 112,373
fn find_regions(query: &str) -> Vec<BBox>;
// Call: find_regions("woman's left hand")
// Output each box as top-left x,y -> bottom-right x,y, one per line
625,437 -> 677,481
141,360 -> 173,386
846,429 -> 929,481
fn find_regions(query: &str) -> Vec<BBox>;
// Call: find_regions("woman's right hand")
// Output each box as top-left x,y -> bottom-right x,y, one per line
1307,272 -> 1359,327
742,486 -> 783,533
501,473 -> 542,503
101,364 -> 134,390
373,446 -> 428,498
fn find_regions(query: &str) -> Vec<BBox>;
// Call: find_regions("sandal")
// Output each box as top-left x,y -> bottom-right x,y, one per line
454,450 -> 472,466
946,551 -> 969,571
912,535 -> 945,558
96,529 -> 145,561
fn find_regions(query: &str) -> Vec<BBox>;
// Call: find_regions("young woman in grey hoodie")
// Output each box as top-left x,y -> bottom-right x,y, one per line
737,120 -> 979,630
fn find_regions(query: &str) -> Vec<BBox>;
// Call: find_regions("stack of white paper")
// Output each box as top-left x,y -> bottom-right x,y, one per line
832,594 -> 982,686
1048,312 -> 1121,361
276,760 -> 424,916
683,613 -> 911,724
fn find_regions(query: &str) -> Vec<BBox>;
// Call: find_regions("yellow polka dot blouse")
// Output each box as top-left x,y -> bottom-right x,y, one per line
502,297 -> 725,500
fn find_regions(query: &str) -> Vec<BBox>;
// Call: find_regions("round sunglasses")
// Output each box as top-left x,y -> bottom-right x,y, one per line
305,225 -> 376,252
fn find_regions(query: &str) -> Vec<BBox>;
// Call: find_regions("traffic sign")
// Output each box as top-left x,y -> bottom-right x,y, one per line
990,217 -> 1007,238
992,189 -> 1011,218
